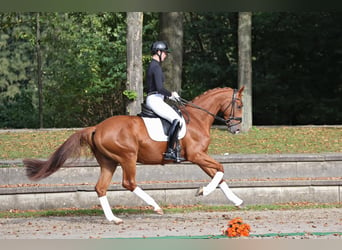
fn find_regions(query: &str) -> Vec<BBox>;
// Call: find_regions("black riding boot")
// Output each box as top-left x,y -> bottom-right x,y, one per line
163,120 -> 185,163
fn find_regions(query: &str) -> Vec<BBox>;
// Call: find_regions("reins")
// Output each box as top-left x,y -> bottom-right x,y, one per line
175,89 -> 242,128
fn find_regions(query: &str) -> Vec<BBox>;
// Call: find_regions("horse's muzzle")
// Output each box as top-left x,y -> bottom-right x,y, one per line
230,129 -> 240,134
228,126 -> 240,134
234,129 -> 240,134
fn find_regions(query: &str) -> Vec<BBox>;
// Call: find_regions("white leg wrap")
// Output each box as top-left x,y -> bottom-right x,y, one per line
203,171 -> 224,196
133,186 -> 161,211
99,196 -> 123,224
219,181 -> 243,206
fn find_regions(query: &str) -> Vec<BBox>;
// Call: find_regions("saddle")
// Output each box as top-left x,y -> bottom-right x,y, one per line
137,103 -> 186,141
138,103 -> 170,135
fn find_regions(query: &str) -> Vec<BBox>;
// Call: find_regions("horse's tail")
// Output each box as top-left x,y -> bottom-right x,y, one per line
24,127 -> 96,181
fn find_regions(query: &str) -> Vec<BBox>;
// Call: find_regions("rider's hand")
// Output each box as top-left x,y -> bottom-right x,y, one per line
171,91 -> 181,101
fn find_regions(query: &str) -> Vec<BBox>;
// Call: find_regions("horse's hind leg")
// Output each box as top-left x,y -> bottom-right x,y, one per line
133,187 -> 163,215
121,158 -> 163,215
94,156 -> 123,224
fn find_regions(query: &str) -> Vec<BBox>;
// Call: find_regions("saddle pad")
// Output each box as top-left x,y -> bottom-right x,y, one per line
141,117 -> 186,142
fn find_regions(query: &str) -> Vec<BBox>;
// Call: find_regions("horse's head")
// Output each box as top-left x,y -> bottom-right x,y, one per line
221,86 -> 244,134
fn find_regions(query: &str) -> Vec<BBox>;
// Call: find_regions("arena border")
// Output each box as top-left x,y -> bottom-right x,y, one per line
0,152 -> 341,210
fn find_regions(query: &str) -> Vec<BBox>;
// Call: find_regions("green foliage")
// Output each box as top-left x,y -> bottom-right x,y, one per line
123,89 -> 138,100
252,12 -> 342,125
0,12 -> 341,128
42,13 -> 127,127
0,13 -> 37,127
0,13 -> 128,128
0,90 -> 37,128
182,12 -> 342,125
182,12 -> 239,100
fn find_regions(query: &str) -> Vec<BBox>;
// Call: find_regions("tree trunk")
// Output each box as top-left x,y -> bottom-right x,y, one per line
159,12 -> 184,93
238,12 -> 252,132
126,12 -> 143,115
36,12 -> 43,128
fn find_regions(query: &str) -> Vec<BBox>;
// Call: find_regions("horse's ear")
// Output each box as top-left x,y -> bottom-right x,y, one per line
238,86 -> 245,96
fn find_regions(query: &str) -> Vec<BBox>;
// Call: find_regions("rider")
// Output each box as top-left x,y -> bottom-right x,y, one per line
145,41 -> 184,163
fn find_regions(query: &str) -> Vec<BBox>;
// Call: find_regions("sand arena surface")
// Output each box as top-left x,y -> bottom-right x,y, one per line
0,207 -> 341,239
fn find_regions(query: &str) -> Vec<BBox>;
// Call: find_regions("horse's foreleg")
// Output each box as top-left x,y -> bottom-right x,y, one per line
197,171 -> 224,196
219,181 -> 244,207
191,153 -> 243,206
196,173 -> 244,207
190,153 -> 225,196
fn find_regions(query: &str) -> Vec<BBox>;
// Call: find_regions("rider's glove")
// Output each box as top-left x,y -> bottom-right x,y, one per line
170,91 -> 181,101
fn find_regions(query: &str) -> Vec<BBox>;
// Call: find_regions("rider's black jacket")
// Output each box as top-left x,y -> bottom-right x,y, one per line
146,59 -> 171,97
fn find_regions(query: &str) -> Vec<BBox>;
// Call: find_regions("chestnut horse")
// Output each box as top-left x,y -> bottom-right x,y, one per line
23,86 -> 245,224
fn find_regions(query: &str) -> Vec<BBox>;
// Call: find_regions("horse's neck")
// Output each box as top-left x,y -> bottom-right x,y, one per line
186,89 -> 229,129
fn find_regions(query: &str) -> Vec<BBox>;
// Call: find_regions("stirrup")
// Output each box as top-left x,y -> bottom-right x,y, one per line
163,150 -> 185,163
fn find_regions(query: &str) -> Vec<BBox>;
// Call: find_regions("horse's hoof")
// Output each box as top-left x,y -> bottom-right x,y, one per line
113,219 -> 124,225
154,209 -> 164,215
195,187 -> 204,196
235,201 -> 246,210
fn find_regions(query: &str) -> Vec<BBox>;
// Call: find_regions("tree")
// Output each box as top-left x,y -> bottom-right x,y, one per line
1,12 -> 341,128
0,13 -> 37,128
238,12 -> 252,132
36,12 -> 43,128
159,12 -> 184,93
125,12 -> 143,115
43,13 -> 127,127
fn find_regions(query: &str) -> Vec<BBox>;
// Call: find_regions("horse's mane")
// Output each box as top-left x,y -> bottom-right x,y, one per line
192,87 -> 232,102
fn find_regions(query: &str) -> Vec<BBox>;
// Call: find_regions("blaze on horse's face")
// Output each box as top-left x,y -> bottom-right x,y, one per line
222,86 -> 244,134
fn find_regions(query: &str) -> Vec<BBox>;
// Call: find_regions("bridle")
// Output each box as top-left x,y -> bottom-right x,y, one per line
177,89 -> 242,128
219,88 -> 242,128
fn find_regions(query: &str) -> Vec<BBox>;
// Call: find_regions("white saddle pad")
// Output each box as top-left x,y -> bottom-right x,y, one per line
141,117 -> 186,142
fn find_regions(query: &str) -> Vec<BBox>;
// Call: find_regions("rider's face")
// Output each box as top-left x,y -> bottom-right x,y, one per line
160,51 -> 167,62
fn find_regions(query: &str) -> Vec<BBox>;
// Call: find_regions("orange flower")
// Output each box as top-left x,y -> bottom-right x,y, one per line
224,217 -> 251,237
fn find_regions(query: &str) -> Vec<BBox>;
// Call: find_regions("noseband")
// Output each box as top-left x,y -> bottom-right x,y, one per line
220,89 -> 242,128
178,89 -> 242,128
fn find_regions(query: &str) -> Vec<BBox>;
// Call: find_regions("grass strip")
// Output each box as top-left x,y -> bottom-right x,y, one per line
1,203 -> 341,219
1,127 -> 342,160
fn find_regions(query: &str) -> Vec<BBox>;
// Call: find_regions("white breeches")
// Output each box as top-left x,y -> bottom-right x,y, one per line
146,94 -> 181,123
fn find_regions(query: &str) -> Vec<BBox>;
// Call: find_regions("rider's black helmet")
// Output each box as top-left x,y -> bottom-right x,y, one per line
151,41 -> 171,54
